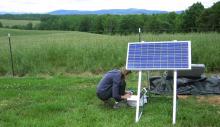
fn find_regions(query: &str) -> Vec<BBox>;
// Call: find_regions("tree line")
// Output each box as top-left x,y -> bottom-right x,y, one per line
0,2 -> 219,33
0,14 -> 47,20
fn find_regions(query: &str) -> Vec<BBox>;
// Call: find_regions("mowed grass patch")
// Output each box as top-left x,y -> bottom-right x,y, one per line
0,76 -> 219,127
0,28 -> 67,37
0,28 -> 220,76
0,19 -> 40,27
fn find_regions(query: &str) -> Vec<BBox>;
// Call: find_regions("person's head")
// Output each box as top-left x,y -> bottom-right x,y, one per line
120,67 -> 131,79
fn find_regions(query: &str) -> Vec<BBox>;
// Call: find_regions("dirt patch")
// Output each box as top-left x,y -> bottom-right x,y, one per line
178,95 -> 189,100
178,95 -> 220,105
196,96 -> 220,105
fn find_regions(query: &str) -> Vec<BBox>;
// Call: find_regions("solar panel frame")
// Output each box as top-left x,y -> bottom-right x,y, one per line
126,41 -> 191,70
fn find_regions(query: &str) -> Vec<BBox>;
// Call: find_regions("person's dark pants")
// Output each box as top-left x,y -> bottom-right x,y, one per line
97,80 -> 126,102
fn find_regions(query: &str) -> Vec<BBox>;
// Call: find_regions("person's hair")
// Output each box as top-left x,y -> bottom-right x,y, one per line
120,67 -> 131,79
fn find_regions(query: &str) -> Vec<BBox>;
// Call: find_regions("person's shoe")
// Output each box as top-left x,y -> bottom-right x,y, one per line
113,100 -> 127,109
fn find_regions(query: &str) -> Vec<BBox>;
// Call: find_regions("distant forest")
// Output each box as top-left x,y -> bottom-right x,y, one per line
0,2 -> 219,34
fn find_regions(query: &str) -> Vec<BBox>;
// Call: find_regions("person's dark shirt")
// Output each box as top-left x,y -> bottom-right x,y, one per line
96,69 -> 123,101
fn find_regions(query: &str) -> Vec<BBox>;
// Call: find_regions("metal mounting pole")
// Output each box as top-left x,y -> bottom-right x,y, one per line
8,33 -> 15,76
147,71 -> 150,90
135,71 -> 142,122
139,28 -> 141,42
172,70 -> 177,124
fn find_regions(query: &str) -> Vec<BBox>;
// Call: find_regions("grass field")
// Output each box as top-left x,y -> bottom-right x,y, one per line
0,75 -> 219,127
0,19 -> 40,27
0,28 -> 219,126
0,28 -> 220,76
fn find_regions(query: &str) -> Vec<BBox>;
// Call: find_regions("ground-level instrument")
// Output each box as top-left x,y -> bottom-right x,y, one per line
126,41 -> 191,124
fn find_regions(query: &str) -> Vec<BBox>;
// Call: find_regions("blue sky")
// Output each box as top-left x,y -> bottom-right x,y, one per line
0,0 -> 219,13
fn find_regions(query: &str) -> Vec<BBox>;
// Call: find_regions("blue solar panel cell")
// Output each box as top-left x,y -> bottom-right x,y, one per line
126,41 -> 191,70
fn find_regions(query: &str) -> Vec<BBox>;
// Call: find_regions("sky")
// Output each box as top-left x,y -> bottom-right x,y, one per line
0,0 -> 219,13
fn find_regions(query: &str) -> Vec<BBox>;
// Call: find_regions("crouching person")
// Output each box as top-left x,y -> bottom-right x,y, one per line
96,67 -> 132,109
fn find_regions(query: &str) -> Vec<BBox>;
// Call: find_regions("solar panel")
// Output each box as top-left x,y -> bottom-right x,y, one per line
126,41 -> 191,70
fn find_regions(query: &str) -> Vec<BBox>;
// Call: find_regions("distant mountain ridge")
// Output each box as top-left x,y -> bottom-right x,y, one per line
0,12 -> 25,15
0,9 -> 183,15
49,8 -> 182,15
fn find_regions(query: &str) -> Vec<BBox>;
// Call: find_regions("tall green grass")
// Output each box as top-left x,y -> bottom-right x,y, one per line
0,28 -> 220,76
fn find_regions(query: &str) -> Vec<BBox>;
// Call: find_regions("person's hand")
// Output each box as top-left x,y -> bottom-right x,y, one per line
121,93 -> 131,99
125,90 -> 133,95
